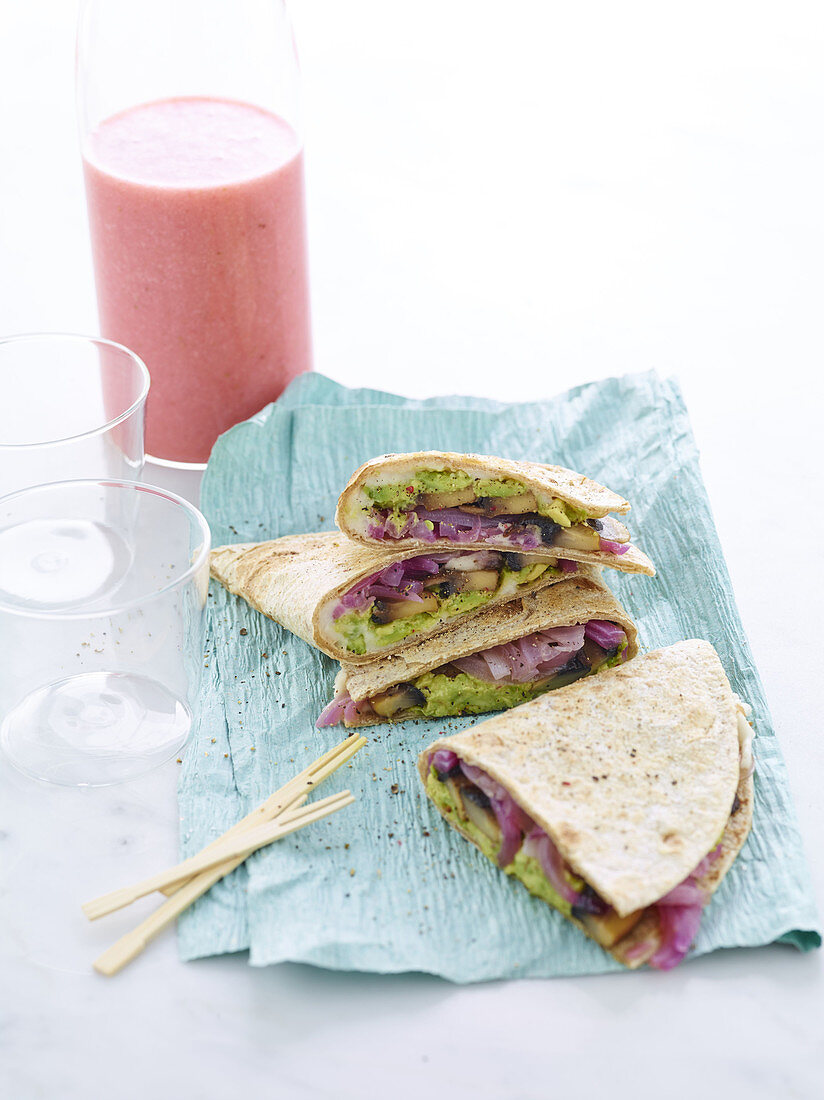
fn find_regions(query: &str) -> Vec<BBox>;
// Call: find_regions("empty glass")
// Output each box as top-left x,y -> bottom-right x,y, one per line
0,334 -> 149,498
0,479 -> 210,786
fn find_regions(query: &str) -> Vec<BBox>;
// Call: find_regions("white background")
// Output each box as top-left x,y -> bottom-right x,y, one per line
1,2 -> 823,1097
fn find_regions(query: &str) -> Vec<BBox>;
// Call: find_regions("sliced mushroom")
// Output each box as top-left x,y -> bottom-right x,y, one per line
442,568 -> 500,593
575,907 -> 645,948
371,592 -> 440,624
435,662 -> 463,679
577,637 -> 609,671
548,662 -> 589,690
480,492 -> 538,517
554,523 -> 602,551
459,785 -> 501,842
502,551 -> 527,570
419,488 -> 477,510
533,517 -> 561,545
369,682 -> 427,718
597,516 -> 631,544
434,759 -> 461,781
444,550 -> 503,572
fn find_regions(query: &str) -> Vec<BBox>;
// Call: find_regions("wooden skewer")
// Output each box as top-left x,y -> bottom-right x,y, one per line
82,790 -> 354,921
158,733 -> 366,896
90,734 -> 367,976
92,787 -> 357,977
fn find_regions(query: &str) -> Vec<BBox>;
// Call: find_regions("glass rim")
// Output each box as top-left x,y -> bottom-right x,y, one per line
0,333 -> 151,451
0,477 -> 211,619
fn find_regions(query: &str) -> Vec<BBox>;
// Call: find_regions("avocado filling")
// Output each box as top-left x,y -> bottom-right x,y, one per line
317,619 -> 629,726
358,469 -> 629,556
424,753 -> 602,919
424,751 -> 731,969
333,549 -> 560,656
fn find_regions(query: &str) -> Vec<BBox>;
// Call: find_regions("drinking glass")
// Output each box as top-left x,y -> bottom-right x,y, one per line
0,334 -> 148,498
0,479 -> 210,786
77,0 -> 312,468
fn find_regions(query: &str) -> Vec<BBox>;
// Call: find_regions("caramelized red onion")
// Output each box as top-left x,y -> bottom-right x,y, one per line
368,508 -> 544,549
459,761 -> 535,867
451,621 -> 628,685
452,625 -> 585,683
319,618 -> 626,728
583,619 -> 627,651
427,750 -> 726,970
647,844 -> 722,970
599,538 -> 629,555
316,691 -> 375,728
431,749 -> 459,777
454,761 -> 602,911
316,693 -> 349,727
521,829 -> 582,905
333,552 -> 456,619
367,507 -> 630,556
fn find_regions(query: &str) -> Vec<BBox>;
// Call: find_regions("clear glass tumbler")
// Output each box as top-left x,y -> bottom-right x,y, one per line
0,479 -> 210,786
77,0 -> 312,467
0,334 -> 149,499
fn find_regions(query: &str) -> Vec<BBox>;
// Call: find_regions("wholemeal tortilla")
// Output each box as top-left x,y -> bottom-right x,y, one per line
336,569 -> 638,718
417,640 -> 753,968
610,770 -> 752,967
339,450 -> 631,518
210,532 -> 573,663
335,450 -> 654,575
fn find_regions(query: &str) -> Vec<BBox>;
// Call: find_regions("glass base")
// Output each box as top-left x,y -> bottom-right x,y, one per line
0,518 -> 132,611
146,452 -> 208,472
0,671 -> 191,786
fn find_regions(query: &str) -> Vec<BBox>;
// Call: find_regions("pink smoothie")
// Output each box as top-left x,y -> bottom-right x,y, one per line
83,97 -> 311,463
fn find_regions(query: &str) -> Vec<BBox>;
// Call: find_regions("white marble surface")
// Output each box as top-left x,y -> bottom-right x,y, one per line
1,2 -> 823,1097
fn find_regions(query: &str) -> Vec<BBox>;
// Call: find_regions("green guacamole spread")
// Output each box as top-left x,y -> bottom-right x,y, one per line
334,562 -> 555,655
410,670 -> 550,717
363,469 -> 588,526
404,658 -> 598,720
425,767 -> 582,916
380,642 -> 615,719
604,641 -> 629,669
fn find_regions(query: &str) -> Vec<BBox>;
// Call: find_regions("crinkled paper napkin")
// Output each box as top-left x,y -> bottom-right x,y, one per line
177,371 -> 820,980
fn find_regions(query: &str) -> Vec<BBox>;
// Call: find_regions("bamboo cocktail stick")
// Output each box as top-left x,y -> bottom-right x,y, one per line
157,733 -> 366,896
89,734 -> 366,976
83,790 -> 354,921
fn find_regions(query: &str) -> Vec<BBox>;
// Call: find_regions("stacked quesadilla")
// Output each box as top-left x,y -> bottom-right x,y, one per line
337,451 -> 655,576
210,450 -> 653,724
211,450 -> 756,970
317,571 -> 637,727
211,531 -> 585,662
418,641 -> 755,970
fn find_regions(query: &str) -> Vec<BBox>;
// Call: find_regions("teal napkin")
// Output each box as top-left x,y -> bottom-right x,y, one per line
177,371 -> 820,978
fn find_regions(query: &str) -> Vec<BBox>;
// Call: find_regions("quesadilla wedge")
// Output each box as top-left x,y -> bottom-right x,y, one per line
317,570 -> 637,726
418,640 -> 755,970
210,532 -> 578,662
335,451 -> 655,576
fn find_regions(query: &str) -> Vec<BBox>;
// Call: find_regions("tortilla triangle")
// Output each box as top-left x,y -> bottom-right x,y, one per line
418,640 -> 753,967
211,531 -> 574,663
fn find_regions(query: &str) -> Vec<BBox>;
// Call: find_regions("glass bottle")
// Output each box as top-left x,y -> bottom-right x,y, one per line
77,0 -> 311,467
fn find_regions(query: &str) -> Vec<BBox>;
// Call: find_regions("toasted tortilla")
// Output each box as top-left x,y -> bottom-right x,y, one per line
417,640 -> 752,966
337,569 -> 638,716
610,769 -> 753,968
335,451 -> 654,576
210,531 -> 572,663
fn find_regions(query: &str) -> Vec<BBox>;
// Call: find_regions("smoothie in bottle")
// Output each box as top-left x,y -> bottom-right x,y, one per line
83,96 -> 311,464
